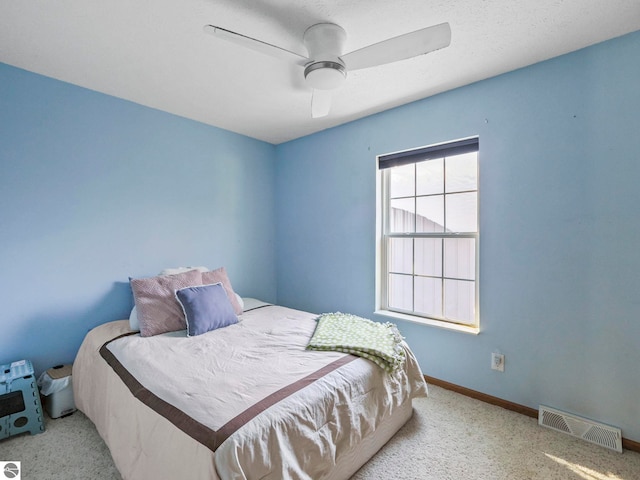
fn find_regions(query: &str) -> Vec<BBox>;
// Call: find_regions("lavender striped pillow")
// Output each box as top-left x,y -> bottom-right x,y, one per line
130,269 -> 203,337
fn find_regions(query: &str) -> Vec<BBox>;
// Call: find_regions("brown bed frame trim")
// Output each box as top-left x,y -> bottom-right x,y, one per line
424,375 -> 640,453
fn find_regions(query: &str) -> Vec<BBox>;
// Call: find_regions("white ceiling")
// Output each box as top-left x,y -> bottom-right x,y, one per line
1,1 -> 639,144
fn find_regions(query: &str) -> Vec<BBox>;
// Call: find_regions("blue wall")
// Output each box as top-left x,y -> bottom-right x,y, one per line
275,31 -> 640,442
0,63 -> 277,375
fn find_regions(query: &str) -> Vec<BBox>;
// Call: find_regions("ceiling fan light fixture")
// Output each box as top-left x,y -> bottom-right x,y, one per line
205,21 -> 452,118
304,61 -> 347,90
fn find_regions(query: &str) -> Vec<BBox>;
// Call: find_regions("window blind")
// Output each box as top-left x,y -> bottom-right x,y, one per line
378,137 -> 479,170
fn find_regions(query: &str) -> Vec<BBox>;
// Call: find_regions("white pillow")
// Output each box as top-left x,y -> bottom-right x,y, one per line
160,266 -> 209,275
235,293 -> 244,312
129,305 -> 140,331
241,298 -> 270,311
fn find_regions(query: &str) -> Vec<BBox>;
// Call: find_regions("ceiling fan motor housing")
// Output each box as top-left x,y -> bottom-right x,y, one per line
303,23 -> 347,90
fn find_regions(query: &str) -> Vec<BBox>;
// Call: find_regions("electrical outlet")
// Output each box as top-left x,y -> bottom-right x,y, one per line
491,352 -> 505,372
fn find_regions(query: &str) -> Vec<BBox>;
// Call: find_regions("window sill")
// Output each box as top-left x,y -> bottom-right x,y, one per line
374,309 -> 480,335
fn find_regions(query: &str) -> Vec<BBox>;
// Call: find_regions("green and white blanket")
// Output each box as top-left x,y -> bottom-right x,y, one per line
306,312 -> 406,372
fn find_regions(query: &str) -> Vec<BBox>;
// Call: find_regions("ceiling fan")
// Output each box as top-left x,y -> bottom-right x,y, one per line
203,21 -> 451,118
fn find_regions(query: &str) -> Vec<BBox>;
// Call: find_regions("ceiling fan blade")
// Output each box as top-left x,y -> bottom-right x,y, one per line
342,22 -> 451,71
203,25 -> 308,65
311,89 -> 332,118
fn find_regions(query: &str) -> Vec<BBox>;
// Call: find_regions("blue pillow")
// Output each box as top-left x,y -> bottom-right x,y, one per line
175,282 -> 238,337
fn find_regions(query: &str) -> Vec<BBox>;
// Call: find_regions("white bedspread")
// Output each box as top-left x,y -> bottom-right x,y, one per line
74,304 -> 428,480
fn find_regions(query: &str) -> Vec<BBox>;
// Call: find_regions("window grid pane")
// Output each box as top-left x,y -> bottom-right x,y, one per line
390,199 -> 415,233
416,195 -> 445,232
444,279 -> 475,324
389,238 -> 413,274
445,152 -> 478,193
445,192 -> 478,233
415,238 -> 442,277
388,273 -> 413,311
444,238 -> 475,280
414,276 -> 442,317
416,158 -> 444,196
389,163 -> 415,198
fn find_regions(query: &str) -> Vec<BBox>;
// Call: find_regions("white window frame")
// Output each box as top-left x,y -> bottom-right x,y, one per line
375,137 -> 480,334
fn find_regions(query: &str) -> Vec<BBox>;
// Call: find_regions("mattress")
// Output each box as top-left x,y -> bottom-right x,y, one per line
73,302 -> 428,479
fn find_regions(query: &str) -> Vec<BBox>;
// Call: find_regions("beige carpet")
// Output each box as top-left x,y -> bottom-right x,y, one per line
1,385 -> 639,479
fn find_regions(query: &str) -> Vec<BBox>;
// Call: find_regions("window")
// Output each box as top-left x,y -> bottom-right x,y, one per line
376,137 -> 479,333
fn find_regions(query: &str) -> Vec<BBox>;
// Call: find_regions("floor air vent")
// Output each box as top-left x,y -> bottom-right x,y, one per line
538,405 -> 622,453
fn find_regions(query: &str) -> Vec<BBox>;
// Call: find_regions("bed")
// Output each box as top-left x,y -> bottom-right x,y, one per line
73,280 -> 428,480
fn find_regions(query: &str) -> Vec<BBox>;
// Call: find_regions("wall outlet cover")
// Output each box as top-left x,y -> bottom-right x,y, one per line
491,352 -> 505,372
